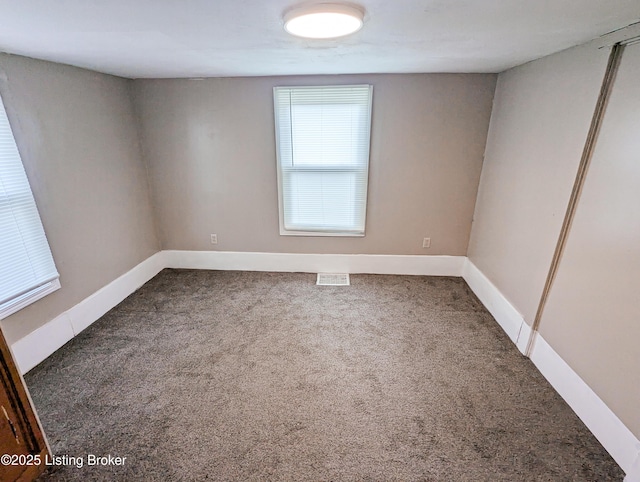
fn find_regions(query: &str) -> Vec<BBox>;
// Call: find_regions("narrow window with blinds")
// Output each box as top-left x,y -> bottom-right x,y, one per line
0,93 -> 60,320
273,85 -> 373,236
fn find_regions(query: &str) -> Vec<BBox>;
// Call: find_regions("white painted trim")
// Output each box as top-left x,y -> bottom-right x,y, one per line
462,259 -> 531,353
164,250 -> 465,276
10,251 -> 166,374
463,258 -> 640,477
530,334 -> 640,477
626,451 -> 640,482
9,249 -> 640,479
10,250 -> 459,374
0,279 -> 61,320
67,251 -> 166,335
10,312 -> 74,375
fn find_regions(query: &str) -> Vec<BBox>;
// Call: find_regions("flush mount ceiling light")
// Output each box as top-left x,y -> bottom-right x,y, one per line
284,4 -> 365,39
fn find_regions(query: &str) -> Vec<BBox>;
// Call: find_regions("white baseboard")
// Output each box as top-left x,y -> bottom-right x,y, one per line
626,452 -> 640,482
164,250 -> 466,276
11,251 -> 166,374
10,249 -> 639,478
462,259 -> 531,353
10,312 -> 75,376
463,258 -> 639,477
11,251 -> 461,374
67,251 -> 166,335
530,334 -> 640,477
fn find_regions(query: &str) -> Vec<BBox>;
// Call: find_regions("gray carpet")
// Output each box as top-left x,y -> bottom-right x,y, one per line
26,269 -> 623,481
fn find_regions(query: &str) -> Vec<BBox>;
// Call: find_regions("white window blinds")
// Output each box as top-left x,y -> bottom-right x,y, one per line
273,85 -> 373,235
0,93 -> 59,319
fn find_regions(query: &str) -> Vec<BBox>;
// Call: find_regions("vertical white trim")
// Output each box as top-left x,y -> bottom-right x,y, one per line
515,317 -> 532,354
462,259 -> 530,353
463,258 -> 640,476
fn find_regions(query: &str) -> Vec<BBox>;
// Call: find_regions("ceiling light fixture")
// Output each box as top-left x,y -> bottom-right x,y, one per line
284,4 -> 365,39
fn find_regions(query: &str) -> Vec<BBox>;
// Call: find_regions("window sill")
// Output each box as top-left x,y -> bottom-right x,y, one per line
279,229 -> 365,237
0,279 -> 61,320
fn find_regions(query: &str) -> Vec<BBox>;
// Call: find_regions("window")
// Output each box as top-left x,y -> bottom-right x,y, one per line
0,94 -> 59,319
273,85 -> 373,236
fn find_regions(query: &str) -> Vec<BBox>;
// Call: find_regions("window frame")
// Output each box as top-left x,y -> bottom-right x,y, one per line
0,93 -> 60,320
273,84 -> 373,237
0,279 -> 60,320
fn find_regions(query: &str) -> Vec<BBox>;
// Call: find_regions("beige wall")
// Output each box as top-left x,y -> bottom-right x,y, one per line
469,34 -> 640,441
0,27 -> 636,445
133,74 -> 496,255
467,44 -> 609,323
0,54 -> 159,344
539,44 -> 640,438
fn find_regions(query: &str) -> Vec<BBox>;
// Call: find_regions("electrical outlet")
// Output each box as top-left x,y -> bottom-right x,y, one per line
422,237 -> 431,248
210,234 -> 218,245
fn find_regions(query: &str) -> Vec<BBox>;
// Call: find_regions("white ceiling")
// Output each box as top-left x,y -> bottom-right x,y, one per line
0,0 -> 638,79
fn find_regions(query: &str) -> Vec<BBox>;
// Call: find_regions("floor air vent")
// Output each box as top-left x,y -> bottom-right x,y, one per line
316,273 -> 350,286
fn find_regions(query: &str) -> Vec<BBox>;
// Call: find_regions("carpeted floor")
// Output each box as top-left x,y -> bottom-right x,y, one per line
26,269 -> 623,481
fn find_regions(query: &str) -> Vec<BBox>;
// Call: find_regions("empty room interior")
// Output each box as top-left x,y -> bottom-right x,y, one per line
0,1 -> 639,481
